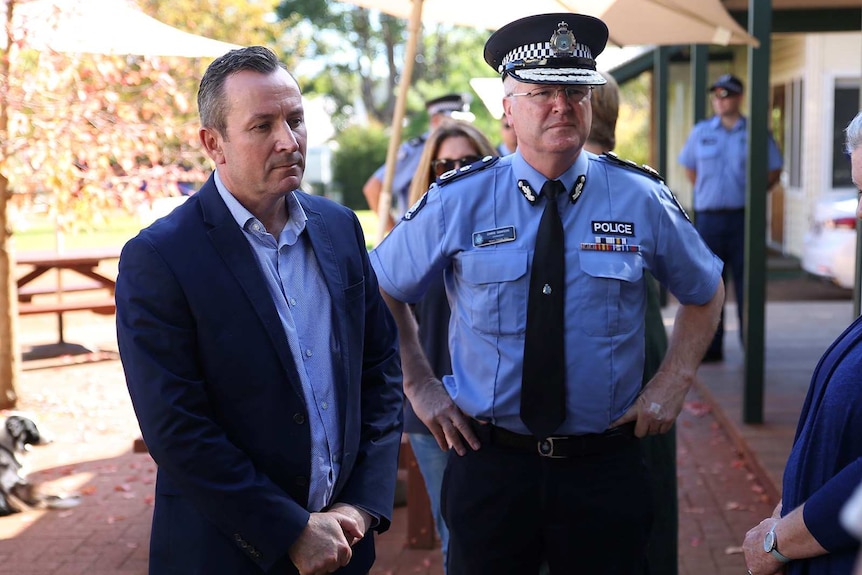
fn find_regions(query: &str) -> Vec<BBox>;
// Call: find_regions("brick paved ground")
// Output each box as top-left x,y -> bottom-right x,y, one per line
676,386 -> 775,575
4,270 -> 844,574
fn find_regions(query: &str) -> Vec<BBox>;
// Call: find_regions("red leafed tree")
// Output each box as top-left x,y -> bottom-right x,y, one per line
0,0 -> 293,406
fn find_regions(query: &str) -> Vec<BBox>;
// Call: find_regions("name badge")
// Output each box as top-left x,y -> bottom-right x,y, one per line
473,226 -> 516,247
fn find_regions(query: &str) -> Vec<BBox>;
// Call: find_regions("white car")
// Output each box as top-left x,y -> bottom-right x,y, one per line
801,191 -> 858,289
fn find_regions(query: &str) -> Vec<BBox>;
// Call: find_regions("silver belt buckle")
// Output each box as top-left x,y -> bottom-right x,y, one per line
537,437 -> 567,458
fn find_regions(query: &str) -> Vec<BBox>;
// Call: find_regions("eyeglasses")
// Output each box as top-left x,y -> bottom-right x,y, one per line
506,86 -> 592,105
432,155 -> 482,177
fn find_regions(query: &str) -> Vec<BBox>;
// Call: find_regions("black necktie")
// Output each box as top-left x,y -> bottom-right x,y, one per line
521,179 -> 566,439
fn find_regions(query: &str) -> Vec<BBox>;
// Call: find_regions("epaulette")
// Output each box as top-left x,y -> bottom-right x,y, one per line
436,155 -> 500,187
600,151 -> 664,183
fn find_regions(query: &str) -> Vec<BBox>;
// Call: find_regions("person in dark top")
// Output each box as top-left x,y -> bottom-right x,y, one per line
742,109 -> 862,575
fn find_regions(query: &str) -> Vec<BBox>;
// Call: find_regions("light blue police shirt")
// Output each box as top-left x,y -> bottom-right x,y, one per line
370,150 -> 723,436
214,171 -> 342,512
373,133 -> 427,216
678,115 -> 783,211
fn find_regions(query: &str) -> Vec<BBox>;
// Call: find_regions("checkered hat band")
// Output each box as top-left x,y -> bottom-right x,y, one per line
500,41 -> 593,73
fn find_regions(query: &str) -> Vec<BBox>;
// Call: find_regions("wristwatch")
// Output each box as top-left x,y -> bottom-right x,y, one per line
763,525 -> 792,563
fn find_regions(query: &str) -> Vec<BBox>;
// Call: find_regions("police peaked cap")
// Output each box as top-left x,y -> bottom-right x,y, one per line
484,13 -> 608,86
425,93 -> 471,116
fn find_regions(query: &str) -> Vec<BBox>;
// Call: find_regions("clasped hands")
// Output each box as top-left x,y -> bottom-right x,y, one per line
288,503 -> 371,575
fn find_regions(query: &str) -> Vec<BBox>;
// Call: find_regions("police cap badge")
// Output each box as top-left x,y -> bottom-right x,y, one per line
484,13 -> 609,86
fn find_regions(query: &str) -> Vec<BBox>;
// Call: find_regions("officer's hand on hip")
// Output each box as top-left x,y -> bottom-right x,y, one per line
407,376 -> 480,455
610,370 -> 691,437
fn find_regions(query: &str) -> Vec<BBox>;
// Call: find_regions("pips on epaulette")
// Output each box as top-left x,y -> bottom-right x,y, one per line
436,155 -> 500,186
602,151 -> 665,183
404,156 -> 499,222
603,152 -> 692,223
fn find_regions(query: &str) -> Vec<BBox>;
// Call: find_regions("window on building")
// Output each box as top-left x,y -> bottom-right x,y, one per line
833,81 -> 861,188
777,78 -> 804,189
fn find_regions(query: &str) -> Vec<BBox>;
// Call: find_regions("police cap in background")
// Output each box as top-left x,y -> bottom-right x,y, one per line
484,13 -> 609,86
709,73 -> 744,96
425,93 -> 474,121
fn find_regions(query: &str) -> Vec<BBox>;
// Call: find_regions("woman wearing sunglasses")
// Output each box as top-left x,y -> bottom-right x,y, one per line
401,119 -> 497,572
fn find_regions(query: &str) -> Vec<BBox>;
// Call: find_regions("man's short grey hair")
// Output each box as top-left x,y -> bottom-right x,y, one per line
846,110 -> 862,155
197,46 -> 290,137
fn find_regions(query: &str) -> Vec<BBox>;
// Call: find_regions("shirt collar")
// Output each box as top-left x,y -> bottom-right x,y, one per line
512,149 -> 589,198
213,170 -> 308,245
709,114 -> 747,132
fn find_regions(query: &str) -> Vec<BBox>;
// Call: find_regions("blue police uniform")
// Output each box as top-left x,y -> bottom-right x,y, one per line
372,134 -> 427,217
678,115 -> 782,359
374,11 -> 723,575
372,150 -> 722,436
372,151 -> 722,573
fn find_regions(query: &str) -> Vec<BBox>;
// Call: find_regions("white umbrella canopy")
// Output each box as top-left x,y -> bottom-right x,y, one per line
342,0 -> 758,47
7,0 -> 241,57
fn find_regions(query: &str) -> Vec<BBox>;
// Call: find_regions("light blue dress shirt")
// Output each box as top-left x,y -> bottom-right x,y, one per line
370,150 -> 723,436
678,115 -> 783,211
215,172 -> 342,512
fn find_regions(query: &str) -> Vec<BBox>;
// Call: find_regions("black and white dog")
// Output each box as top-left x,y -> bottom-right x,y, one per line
0,414 -> 51,516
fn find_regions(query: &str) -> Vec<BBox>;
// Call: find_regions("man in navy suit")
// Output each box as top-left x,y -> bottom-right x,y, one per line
115,46 -> 403,575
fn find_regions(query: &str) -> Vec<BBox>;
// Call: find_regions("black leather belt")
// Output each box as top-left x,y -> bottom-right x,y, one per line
471,421 -> 636,458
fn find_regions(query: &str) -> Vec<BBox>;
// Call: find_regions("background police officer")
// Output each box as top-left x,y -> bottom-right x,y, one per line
362,93 -> 473,231
678,74 -> 783,362
371,13 -> 724,574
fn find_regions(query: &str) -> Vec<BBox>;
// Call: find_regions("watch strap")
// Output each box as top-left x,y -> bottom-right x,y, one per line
769,547 -> 792,563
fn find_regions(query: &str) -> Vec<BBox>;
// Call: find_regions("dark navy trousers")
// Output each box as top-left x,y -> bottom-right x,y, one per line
694,209 -> 746,357
441,440 -> 652,574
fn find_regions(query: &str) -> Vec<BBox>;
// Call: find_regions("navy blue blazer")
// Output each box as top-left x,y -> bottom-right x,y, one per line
116,175 -> 403,574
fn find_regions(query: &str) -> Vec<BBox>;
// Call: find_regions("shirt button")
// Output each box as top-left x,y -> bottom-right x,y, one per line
293,413 -> 305,425
321,401 -> 328,410
290,297 -> 297,306
305,349 -> 312,357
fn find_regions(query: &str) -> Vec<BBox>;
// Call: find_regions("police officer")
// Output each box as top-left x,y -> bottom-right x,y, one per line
371,13 -> 724,575
362,93 -> 473,230
678,74 -> 783,362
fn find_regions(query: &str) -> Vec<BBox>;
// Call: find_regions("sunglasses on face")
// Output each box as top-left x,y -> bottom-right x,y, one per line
432,155 -> 482,177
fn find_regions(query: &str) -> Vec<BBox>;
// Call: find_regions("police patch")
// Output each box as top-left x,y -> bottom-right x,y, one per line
403,192 -> 428,221
591,221 -> 634,236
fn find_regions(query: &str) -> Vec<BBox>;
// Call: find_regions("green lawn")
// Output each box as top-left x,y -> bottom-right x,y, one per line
12,209 -> 381,252
12,212 -> 144,252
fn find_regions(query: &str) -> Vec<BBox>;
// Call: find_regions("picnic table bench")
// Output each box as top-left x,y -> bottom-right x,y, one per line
16,248 -> 120,344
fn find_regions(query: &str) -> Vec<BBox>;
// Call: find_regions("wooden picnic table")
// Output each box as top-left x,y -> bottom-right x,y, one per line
16,247 -> 121,344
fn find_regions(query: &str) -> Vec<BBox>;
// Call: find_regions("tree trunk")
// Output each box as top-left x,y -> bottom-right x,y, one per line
0,173 -> 20,409
0,0 -> 21,409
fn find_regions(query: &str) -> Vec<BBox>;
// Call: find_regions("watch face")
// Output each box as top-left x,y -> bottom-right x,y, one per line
764,530 -> 775,552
